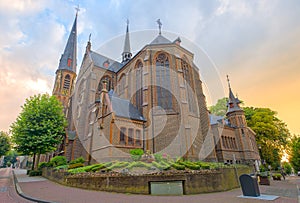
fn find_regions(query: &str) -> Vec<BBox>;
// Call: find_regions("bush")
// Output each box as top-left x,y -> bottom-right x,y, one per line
50,156 -> 67,167
154,153 -> 162,162
178,161 -> 200,170
68,163 -> 85,169
38,162 -> 50,170
107,162 -> 130,171
130,149 -> 144,161
172,163 -> 185,170
126,161 -> 152,170
28,170 -> 42,176
69,157 -> 85,165
152,161 -> 170,170
55,165 -> 68,170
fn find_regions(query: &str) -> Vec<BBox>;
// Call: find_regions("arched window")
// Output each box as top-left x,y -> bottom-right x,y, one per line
135,61 -> 143,112
155,53 -> 172,109
97,76 -> 112,92
63,74 -> 71,90
118,74 -> 126,96
120,127 -> 126,145
182,60 -> 196,112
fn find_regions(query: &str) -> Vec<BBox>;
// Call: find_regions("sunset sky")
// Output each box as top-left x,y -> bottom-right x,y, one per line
0,0 -> 299,135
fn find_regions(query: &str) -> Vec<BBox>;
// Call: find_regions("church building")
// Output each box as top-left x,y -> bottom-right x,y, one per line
52,13 -> 260,166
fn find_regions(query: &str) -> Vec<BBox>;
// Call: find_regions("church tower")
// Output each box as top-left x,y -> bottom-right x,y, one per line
226,75 -> 247,130
121,20 -> 132,63
53,12 -> 78,111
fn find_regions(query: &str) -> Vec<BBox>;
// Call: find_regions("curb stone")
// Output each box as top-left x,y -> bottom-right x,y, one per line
12,170 -> 58,203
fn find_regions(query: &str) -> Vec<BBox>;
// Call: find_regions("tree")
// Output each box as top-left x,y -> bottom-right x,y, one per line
209,97 -> 228,116
243,107 -> 290,168
11,94 -> 67,170
289,135 -> 300,172
0,131 -> 10,157
3,150 -> 18,167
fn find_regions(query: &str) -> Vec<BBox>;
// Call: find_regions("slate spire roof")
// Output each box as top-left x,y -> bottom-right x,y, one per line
122,19 -> 132,63
226,75 -> 242,115
57,13 -> 77,73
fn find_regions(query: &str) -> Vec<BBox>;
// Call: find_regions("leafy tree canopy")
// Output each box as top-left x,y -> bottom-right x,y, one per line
289,135 -> 300,171
10,94 -> 67,168
209,97 -> 228,116
0,131 -> 11,157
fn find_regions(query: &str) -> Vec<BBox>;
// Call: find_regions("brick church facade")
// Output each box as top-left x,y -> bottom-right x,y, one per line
52,13 -> 260,167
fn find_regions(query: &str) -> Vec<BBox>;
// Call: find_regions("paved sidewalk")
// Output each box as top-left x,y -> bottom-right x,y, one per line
13,169 -> 300,203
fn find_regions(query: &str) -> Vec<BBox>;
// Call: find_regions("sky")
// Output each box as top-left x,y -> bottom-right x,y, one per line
0,0 -> 299,135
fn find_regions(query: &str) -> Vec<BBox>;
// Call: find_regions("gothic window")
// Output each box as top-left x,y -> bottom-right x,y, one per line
118,74 -> 126,96
182,60 -> 196,112
120,127 -> 126,144
135,61 -> 143,112
63,74 -> 71,90
97,76 -> 112,92
155,53 -> 172,110
135,130 -> 141,146
128,128 -> 134,145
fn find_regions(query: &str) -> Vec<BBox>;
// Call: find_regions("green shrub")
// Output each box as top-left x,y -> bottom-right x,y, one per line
50,156 -> 67,167
68,163 -> 85,169
68,167 -> 86,174
154,153 -> 162,162
55,165 -> 68,170
69,157 -> 85,165
178,161 -> 200,170
90,164 -> 106,172
107,162 -> 129,170
129,149 -> 144,161
28,170 -> 42,176
152,161 -> 170,170
38,162 -> 50,170
172,163 -> 185,170
126,161 -> 152,170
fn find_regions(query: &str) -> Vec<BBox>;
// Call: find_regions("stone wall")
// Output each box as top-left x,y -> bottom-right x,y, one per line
43,167 -> 251,195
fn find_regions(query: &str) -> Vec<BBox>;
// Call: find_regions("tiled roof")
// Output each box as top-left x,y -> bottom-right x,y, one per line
108,90 -> 146,121
90,51 -> 123,72
150,34 -> 172,45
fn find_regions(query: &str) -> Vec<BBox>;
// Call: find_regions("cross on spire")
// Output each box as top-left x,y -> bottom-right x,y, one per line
75,5 -> 80,15
156,19 -> 162,35
226,75 -> 231,89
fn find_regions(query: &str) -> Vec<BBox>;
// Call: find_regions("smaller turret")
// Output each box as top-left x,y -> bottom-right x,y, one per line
121,19 -> 132,63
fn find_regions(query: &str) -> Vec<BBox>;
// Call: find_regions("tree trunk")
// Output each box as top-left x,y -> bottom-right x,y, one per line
32,153 -> 36,170
36,153 -> 41,170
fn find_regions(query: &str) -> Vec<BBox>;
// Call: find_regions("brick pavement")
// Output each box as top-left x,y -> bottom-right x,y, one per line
11,169 -> 300,203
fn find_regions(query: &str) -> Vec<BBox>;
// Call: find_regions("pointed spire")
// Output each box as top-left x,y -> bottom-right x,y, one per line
57,12 -> 77,73
226,75 -> 242,115
122,19 -> 132,63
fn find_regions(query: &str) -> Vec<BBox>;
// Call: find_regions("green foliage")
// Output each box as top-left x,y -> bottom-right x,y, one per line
3,150 -> 18,167
129,149 -> 144,161
107,162 -> 130,171
68,163 -> 85,169
243,107 -> 290,167
129,149 -> 144,155
10,94 -> 67,169
68,167 -> 86,174
50,156 -> 67,167
154,153 -> 162,162
209,97 -> 228,116
289,135 -> 300,172
28,170 -> 42,176
171,163 -> 185,170
55,165 -> 68,170
272,173 -> 282,180
69,157 -> 85,165
282,162 -> 292,175
38,162 -> 50,170
152,161 -> 170,170
0,131 -> 11,157
126,161 -> 152,170
178,161 -> 200,170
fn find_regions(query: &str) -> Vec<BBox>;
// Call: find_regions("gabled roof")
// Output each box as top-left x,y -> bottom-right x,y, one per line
108,90 -> 146,121
90,51 -> 123,72
150,34 -> 172,45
